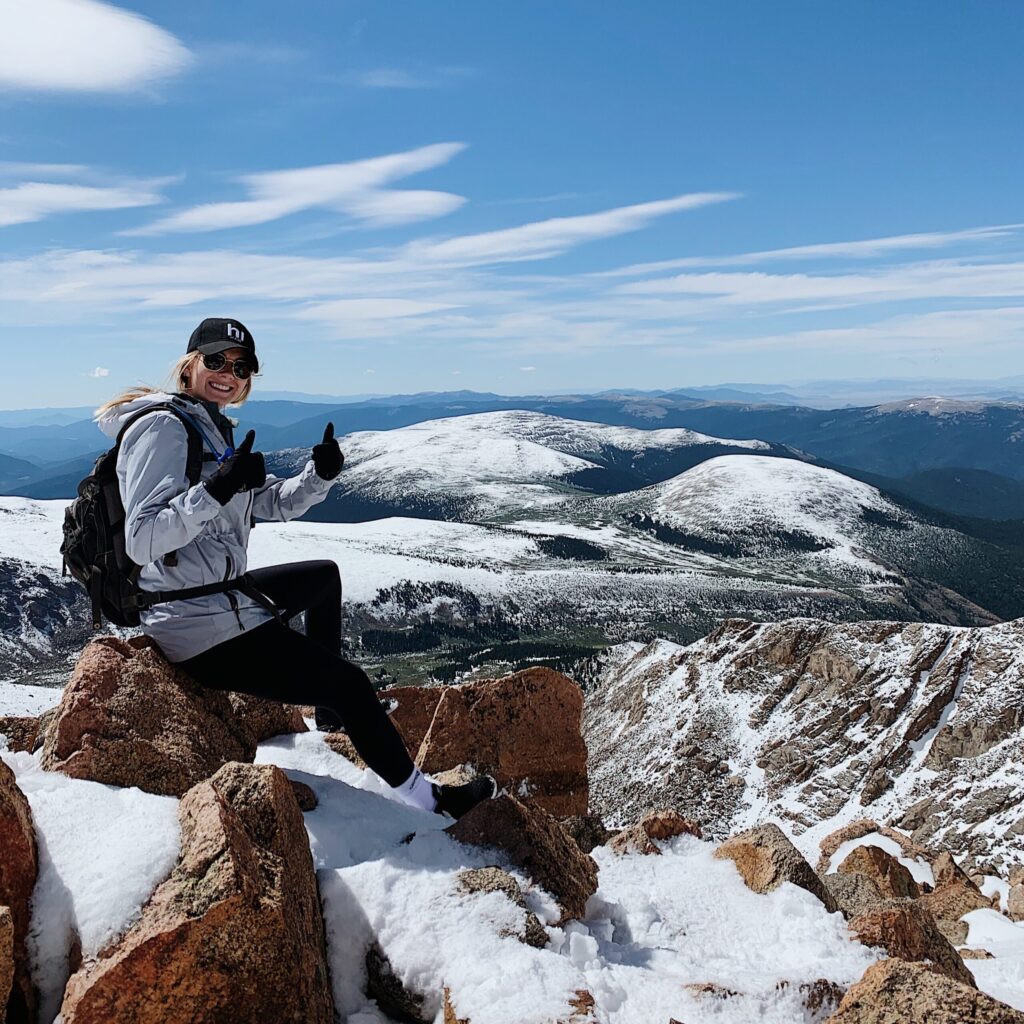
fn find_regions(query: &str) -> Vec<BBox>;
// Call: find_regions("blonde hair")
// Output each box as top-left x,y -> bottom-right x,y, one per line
95,351 -> 256,418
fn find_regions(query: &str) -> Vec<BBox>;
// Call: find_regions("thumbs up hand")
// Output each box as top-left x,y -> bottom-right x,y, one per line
312,421 -> 344,480
204,430 -> 267,505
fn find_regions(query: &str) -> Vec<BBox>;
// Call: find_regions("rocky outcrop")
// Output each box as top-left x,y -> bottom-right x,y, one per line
418,668 -> 588,817
0,762 -> 36,1024
817,820 -> 935,875
59,762 -> 334,1024
456,867 -> 547,947
608,810 -> 702,855
447,794 -> 597,923
0,718 -> 39,755
226,694 -> 307,742
1008,866 -> 1024,922
847,900 -> 975,987
920,879 -> 994,944
714,823 -> 839,913
584,618 -> 1024,870
0,907 -> 13,1024
826,958 -> 1024,1023
365,943 -> 429,1024
822,872 -> 886,921
837,845 -> 919,899
41,637 -> 256,796
559,815 -> 613,855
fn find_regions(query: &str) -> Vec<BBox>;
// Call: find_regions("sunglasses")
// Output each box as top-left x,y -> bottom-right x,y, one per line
202,352 -> 254,380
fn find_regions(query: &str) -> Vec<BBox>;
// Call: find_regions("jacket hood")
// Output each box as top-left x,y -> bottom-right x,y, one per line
95,391 -> 238,443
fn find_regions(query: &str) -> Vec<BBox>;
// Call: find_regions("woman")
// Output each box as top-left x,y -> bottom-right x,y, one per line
94,317 -> 494,819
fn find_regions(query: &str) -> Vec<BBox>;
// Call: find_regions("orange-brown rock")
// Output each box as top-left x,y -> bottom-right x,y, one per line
714,823 -> 839,913
324,731 -> 367,769
290,780 -> 318,811
0,718 -> 39,755
443,987 -> 469,1024
931,850 -> 974,888
823,871 -> 886,921
848,899 -> 975,988
447,794 -> 597,923
920,879 -> 995,945
418,668 -> 588,817
817,820 -> 935,875
837,845 -> 919,899
41,636 -> 256,796
0,761 -> 36,1024
59,762 -> 334,1024
608,810 -> 702,855
1008,866 -> 1024,922
378,685 -> 444,752
825,958 -> 1024,1023
0,906 -> 13,1024
227,693 -> 307,742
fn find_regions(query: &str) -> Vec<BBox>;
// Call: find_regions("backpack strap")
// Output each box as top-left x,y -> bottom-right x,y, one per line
131,572 -> 284,624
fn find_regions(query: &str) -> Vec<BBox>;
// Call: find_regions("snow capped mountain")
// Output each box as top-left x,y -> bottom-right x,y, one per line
272,410 -> 780,522
584,617 -> 1024,871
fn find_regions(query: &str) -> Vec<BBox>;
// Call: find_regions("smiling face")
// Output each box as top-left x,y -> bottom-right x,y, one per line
186,347 -> 251,408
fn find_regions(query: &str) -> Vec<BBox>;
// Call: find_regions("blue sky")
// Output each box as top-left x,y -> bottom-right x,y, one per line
1,0 -> 1022,407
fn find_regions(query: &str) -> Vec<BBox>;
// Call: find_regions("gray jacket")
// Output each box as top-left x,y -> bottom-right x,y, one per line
96,391 -> 334,662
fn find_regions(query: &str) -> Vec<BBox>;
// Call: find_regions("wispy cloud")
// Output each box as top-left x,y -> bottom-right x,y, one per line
352,66 -> 475,89
129,143 -> 467,235
407,192 -> 741,266
0,0 -> 191,93
603,224 -> 1023,276
0,181 -> 166,227
87,366 -> 110,377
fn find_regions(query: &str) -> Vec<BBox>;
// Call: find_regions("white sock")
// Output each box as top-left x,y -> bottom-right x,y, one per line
393,767 -> 437,812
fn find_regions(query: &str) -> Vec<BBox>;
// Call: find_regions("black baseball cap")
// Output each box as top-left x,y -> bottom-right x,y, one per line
187,318 -> 259,372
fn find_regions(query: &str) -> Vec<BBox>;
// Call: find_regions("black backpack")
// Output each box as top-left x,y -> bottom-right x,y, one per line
60,402 -> 282,631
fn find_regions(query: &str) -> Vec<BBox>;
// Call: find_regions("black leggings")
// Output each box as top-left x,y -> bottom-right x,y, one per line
179,560 -> 414,787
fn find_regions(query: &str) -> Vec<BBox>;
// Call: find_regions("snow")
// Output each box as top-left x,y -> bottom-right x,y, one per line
980,875 -> 1011,913
0,681 -> 60,717
963,910 -> 1024,1011
0,748 -> 180,1024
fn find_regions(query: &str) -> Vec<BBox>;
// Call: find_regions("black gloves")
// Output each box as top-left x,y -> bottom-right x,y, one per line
312,422 -> 344,480
204,430 -> 266,506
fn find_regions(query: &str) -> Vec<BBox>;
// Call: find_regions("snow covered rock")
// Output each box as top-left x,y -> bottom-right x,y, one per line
58,762 -> 333,1024
456,867 -> 548,948
0,761 -> 36,1024
848,900 -> 975,987
714,823 -> 839,913
0,906 -> 11,1024
920,880 -> 995,945
226,693 -> 308,742
418,668 -> 588,817
1008,867 -> 1024,922
826,958 -> 1024,1023
40,637 -> 256,797
585,618 -> 1024,871
607,809 -> 702,855
446,794 -> 598,923
837,845 -> 920,899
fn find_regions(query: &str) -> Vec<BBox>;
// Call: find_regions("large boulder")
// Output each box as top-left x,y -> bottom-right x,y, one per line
822,872 -> 886,921
714,823 -> 839,913
446,794 -> 597,923
456,867 -> 548,948
41,637 -> 257,796
0,719 -> 39,755
837,845 -> 919,899
418,668 -> 588,817
825,958 -> 1024,1023
848,900 -> 975,987
227,694 -> 307,742
378,685 -> 445,753
920,879 -> 995,945
59,762 -> 334,1024
0,761 -> 36,1024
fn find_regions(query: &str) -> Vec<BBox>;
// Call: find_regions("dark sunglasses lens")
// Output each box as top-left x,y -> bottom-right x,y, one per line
202,352 -> 227,372
232,361 -> 252,380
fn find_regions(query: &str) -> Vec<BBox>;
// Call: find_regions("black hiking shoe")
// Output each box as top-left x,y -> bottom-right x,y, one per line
314,706 -> 345,732
432,775 -> 497,820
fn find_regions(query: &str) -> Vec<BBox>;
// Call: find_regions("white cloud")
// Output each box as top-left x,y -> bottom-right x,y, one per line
130,143 -> 466,235
364,369 -> 376,375
0,0 -> 190,93
0,181 -> 165,227
519,366 -> 537,372
87,366 -> 109,377
407,192 -> 740,266
296,298 -> 461,323
603,224 -> 1023,276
